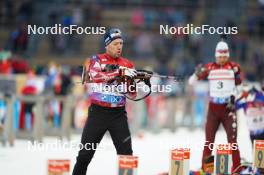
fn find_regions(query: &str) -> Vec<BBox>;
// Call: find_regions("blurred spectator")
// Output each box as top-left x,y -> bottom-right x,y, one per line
131,8 -> 144,27
60,66 -> 72,95
258,15 -> 264,39
11,56 -> 30,73
72,6 -> 83,26
152,29 -> 173,71
176,56 -> 195,78
166,7 -> 186,25
44,62 -> 63,128
71,5 -> 84,55
235,32 -> 248,63
48,11 -> 60,54
1,0 -> 15,25
247,10 -> 260,37
19,70 -> 38,130
253,48 -> 264,81
143,8 -> 156,30
0,93 -> 5,134
133,30 -> 154,59
10,22 -> 29,54
0,50 -> 12,74
189,33 -> 203,64
17,0 -> 33,23
87,4 -> 102,26
45,61 -> 62,94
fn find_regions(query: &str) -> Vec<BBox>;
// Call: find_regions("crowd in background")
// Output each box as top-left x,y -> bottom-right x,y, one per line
0,0 -> 264,96
0,0 -> 264,81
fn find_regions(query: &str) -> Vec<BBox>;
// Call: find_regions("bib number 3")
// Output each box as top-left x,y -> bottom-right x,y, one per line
217,81 -> 223,89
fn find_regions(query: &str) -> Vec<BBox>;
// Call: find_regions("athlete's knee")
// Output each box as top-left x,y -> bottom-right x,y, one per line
77,148 -> 96,163
117,147 -> 133,155
227,135 -> 238,143
204,141 -> 215,151
116,142 -> 133,155
227,142 -> 240,152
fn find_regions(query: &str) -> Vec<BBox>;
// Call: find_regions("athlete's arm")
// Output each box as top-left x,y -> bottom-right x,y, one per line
88,56 -> 120,83
232,62 -> 243,98
233,63 -> 242,86
188,63 -> 209,85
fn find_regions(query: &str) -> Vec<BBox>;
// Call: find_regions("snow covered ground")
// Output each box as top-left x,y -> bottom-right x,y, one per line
0,111 -> 253,175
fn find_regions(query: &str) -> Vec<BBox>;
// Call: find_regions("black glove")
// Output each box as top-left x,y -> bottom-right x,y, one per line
195,64 -> 205,77
226,95 -> 236,111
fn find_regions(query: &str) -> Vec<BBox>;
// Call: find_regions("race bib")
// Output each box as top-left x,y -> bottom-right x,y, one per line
246,107 -> 264,132
208,69 -> 235,98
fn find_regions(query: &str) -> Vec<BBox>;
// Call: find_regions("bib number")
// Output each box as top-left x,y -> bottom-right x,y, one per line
208,69 -> 235,98
217,81 -> 223,89
246,108 -> 264,131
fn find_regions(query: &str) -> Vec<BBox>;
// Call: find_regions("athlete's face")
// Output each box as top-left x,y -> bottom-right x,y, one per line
216,56 -> 229,65
106,39 -> 123,58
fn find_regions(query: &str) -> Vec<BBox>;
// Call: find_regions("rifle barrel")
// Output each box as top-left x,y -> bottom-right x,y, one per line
152,74 -> 182,81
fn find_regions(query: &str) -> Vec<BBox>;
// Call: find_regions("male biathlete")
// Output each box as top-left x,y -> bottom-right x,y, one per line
72,28 -> 138,175
189,40 -> 243,174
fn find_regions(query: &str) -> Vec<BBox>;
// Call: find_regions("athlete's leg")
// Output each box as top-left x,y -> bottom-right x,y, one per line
221,109 -> 241,173
202,103 -> 221,170
108,110 -> 133,155
72,106 -> 107,175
